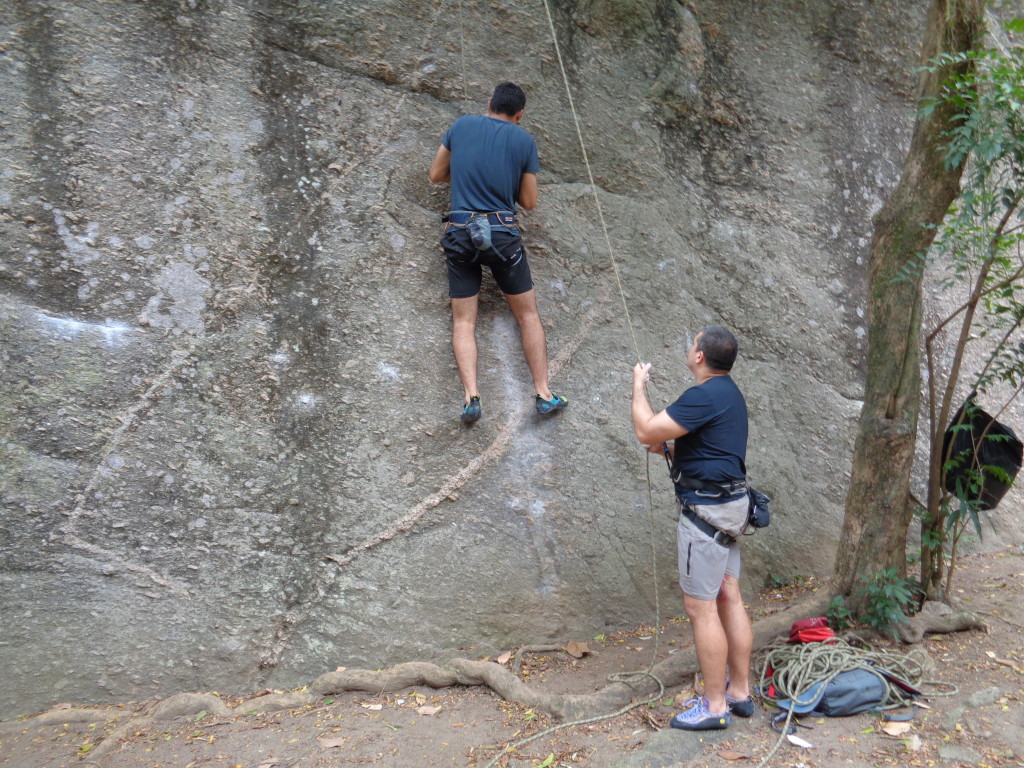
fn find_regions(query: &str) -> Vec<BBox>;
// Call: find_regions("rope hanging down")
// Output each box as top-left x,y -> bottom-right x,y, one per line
539,0 -> 643,365
475,3 -> 670,768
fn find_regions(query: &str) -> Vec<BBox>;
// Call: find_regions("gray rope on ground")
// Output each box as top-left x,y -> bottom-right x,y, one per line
757,638 -> 930,713
751,639 -> 947,768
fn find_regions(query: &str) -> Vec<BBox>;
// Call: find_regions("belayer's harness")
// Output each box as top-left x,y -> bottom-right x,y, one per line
679,504 -> 738,546
662,445 -> 771,544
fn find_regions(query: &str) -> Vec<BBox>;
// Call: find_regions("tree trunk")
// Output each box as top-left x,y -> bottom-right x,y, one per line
832,0 -> 984,610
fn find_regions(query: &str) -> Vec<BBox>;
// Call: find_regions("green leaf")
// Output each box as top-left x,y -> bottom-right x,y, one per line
538,754 -> 555,768
1003,18 -> 1024,34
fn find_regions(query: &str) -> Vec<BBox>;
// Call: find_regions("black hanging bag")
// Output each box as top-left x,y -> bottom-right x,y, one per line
942,392 -> 1023,510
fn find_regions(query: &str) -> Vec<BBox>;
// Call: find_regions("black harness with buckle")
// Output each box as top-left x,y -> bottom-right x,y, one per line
442,210 -> 517,263
663,444 -> 748,546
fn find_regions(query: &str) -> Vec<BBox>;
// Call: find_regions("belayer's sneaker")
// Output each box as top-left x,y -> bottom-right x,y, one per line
534,394 -> 568,415
669,697 -> 731,731
726,690 -> 755,718
460,396 -> 481,424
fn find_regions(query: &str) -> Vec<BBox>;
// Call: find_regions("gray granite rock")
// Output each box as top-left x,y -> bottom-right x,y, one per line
938,744 -> 983,764
2,0 -> 1020,714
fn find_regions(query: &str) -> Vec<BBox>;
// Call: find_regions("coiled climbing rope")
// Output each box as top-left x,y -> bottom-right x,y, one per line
758,639 -> 930,712
750,639 -> 957,768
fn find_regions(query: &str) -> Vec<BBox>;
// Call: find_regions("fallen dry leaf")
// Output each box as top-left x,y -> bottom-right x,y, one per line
360,702 -> 383,711
882,721 -> 912,736
907,734 -> 923,752
316,736 -> 347,749
638,708 -> 660,730
496,651 -> 513,665
990,655 -> 1024,673
335,666 -> 347,672
563,641 -> 590,659
417,705 -> 441,716
716,749 -> 750,760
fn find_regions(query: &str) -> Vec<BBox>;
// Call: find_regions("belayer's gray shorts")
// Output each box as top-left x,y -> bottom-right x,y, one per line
676,503 -> 741,601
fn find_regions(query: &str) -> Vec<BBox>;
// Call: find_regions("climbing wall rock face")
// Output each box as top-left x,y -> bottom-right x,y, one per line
0,0 -> 1013,712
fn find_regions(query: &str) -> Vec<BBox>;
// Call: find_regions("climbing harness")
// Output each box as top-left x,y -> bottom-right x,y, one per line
442,210 -> 519,262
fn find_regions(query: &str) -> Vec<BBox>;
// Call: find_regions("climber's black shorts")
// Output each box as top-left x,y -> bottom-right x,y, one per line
440,227 -> 534,299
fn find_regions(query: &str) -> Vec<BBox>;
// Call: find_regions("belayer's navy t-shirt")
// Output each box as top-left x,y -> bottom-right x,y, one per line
665,375 -> 748,505
443,115 -> 540,214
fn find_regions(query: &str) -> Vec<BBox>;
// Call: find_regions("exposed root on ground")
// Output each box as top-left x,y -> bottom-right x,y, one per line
511,643 -> 576,674
11,591 -> 991,762
3,592 -> 837,762
895,600 -> 988,644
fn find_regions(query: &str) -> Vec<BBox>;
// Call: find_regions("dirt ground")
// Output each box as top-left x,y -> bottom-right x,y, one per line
2,547 -> 1023,768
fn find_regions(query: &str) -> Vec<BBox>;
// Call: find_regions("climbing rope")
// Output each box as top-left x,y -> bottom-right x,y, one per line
750,638 -> 958,768
756,638 -> 945,712
539,0 -> 644,365
477,4 -> 674,767
480,676 -> 665,768
455,0 -> 469,102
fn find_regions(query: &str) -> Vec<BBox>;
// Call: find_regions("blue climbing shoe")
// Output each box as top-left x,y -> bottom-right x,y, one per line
460,396 -> 481,424
534,394 -> 568,415
669,697 -> 731,731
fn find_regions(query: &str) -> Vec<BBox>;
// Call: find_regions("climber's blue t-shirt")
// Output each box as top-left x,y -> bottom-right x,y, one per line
443,115 -> 540,214
666,375 -> 748,505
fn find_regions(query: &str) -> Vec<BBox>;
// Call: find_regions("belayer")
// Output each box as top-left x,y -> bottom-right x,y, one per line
631,325 -> 755,730
428,82 -> 567,424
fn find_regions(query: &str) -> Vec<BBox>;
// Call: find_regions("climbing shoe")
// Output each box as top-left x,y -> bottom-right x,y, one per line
534,394 -> 568,415
669,697 -> 731,731
460,396 -> 481,424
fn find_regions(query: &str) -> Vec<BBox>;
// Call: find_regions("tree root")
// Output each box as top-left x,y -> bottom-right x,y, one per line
0,708 -> 113,731
895,600 -> 988,644
512,643 -> 575,674
3,591 -> 832,762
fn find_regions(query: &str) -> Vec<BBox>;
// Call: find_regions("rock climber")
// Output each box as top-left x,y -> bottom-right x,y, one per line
630,325 -> 755,730
428,81 -> 567,424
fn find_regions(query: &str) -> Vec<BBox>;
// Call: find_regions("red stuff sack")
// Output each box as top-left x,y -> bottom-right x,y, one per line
789,616 -> 836,644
